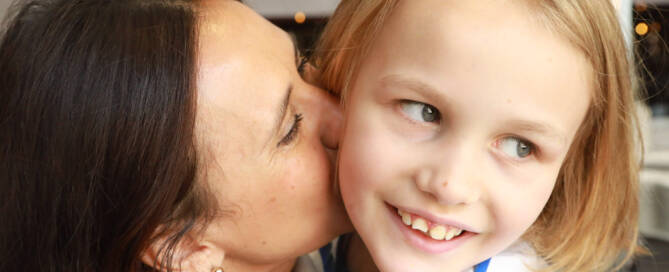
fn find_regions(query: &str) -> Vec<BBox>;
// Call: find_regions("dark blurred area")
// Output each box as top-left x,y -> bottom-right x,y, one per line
270,18 -> 328,60
635,2 -> 669,116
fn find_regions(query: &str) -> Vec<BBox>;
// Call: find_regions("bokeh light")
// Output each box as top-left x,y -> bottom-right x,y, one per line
294,12 -> 306,24
636,22 -> 649,36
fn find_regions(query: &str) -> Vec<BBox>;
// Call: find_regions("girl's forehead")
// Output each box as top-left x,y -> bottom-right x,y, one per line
358,0 -> 592,141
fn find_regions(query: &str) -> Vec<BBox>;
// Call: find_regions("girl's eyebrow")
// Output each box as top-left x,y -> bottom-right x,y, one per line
381,74 -> 567,146
380,74 -> 454,112
502,119 -> 568,146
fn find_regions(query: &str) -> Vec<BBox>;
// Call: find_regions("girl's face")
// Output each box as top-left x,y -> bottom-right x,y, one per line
339,0 -> 592,271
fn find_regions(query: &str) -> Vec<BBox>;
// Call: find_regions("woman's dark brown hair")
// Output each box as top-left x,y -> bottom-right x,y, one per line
0,0 -> 210,270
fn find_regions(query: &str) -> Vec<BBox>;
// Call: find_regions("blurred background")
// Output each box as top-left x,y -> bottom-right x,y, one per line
1,0 -> 668,270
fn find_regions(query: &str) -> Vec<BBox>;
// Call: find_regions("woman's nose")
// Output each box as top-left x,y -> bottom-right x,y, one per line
300,81 -> 343,151
320,102 -> 342,153
315,91 -> 343,151
299,63 -> 343,151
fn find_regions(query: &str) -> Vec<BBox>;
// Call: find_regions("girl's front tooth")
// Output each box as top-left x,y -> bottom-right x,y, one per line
445,227 -> 457,240
411,218 -> 428,233
429,225 -> 446,240
401,213 -> 412,225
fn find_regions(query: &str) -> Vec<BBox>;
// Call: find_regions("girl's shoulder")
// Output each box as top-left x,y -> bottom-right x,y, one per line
311,235 -> 546,272
486,241 -> 547,272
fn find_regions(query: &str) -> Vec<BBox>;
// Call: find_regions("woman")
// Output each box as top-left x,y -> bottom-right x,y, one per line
0,0 -> 350,271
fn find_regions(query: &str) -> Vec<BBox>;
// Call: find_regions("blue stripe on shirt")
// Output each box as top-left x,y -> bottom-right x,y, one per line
319,242 -> 334,272
474,258 -> 491,272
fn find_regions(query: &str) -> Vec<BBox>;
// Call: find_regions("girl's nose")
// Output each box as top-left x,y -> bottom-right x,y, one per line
414,150 -> 482,206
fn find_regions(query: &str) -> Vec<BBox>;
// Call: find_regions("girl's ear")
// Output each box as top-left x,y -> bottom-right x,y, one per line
140,233 -> 225,272
301,61 -> 321,86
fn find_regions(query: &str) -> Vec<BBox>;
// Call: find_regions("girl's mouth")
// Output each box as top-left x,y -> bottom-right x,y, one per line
386,203 -> 476,254
396,208 -> 467,241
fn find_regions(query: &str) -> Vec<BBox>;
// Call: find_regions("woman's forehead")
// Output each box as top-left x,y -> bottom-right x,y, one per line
195,1 -> 298,156
198,0 -> 295,72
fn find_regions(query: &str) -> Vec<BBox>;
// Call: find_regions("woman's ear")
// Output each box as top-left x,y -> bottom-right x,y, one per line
140,233 -> 225,272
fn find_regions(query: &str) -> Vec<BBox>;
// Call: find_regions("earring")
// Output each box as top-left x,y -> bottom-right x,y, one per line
211,267 -> 224,272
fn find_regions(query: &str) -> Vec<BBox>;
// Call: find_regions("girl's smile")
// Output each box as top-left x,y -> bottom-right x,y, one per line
387,203 -> 477,254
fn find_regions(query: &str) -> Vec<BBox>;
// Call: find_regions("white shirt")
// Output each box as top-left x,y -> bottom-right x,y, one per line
465,242 -> 547,272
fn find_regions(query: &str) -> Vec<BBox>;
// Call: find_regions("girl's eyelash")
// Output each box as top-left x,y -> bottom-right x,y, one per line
278,113 -> 303,147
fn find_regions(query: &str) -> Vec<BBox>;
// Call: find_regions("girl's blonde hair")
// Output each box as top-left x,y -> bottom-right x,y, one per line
313,0 -> 645,271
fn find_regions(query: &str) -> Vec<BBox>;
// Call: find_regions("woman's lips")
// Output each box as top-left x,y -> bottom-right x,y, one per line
385,203 -> 476,254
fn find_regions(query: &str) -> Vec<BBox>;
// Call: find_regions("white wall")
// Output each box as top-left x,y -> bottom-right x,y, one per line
0,0 -> 11,19
245,0 -> 340,18
0,0 -> 341,19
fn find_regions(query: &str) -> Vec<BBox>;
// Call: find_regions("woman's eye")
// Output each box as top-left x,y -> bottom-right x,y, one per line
278,113 -> 303,147
399,100 -> 441,124
498,137 -> 534,159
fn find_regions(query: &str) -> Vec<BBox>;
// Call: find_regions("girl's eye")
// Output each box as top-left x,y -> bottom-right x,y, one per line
399,100 -> 441,124
498,137 -> 534,159
278,113 -> 303,147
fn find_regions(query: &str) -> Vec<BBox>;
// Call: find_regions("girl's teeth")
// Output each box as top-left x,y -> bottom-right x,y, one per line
428,225 -> 447,240
445,227 -> 458,240
397,209 -> 464,241
398,210 -> 406,217
401,213 -> 412,226
411,218 -> 429,233
398,209 -> 412,225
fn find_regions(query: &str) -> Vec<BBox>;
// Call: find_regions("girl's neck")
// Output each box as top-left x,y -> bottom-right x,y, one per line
346,233 -> 379,272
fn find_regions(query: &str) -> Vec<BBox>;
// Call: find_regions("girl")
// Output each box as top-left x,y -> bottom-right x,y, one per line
312,0 -> 645,271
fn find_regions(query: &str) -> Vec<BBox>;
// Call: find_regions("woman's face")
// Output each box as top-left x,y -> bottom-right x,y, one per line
195,1 -> 350,269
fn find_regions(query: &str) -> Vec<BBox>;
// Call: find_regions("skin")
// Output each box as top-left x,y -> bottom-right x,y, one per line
338,0 -> 592,271
182,1 -> 351,271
